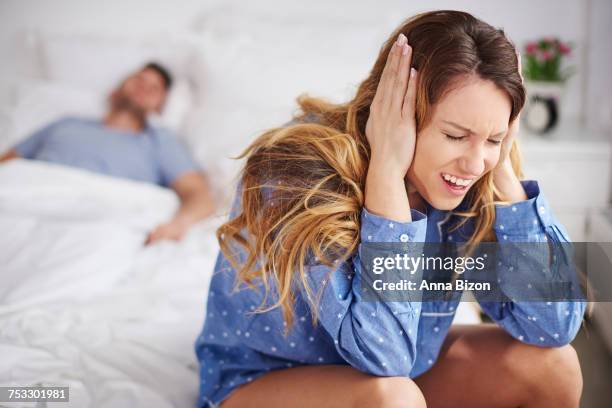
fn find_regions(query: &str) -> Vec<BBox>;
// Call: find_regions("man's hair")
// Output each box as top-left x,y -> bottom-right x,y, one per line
143,62 -> 173,90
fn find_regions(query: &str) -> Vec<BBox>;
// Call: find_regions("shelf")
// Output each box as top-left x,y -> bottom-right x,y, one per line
520,117 -> 611,160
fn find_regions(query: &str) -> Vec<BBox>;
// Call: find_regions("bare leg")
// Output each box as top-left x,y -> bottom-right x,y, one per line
414,324 -> 583,408
220,365 -> 426,408
220,324 -> 582,408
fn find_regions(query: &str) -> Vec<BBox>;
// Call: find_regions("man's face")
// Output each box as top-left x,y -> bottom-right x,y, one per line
112,67 -> 168,114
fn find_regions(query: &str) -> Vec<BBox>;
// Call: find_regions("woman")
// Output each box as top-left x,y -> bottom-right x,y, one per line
196,10 -> 585,408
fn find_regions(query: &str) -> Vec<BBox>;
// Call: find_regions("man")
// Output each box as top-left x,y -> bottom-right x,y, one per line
0,62 -> 215,245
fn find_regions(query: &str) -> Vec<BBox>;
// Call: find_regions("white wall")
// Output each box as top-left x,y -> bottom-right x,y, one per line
0,0 -> 609,132
585,0 -> 612,133
0,0 -> 219,78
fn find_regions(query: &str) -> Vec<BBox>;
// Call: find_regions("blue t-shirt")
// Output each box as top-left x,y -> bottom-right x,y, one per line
13,117 -> 198,187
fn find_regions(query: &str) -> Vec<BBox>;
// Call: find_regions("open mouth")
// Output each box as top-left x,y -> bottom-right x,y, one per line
440,172 -> 473,194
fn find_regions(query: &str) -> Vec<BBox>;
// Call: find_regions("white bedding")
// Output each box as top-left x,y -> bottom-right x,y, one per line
0,159 -> 221,407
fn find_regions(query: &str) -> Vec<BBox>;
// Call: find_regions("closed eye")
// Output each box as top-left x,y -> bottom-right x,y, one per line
445,133 -> 503,145
445,134 -> 465,142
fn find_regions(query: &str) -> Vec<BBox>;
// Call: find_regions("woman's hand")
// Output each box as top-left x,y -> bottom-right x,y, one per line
364,33 -> 419,222
493,50 -> 527,202
494,111 -> 520,174
366,33 -> 419,178
495,50 -> 523,173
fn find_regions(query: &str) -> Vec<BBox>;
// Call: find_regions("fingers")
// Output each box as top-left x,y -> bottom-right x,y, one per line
373,34 -> 404,110
383,34 -> 407,110
376,33 -> 418,121
391,38 -> 413,112
499,115 -> 520,163
509,111 -> 521,137
402,67 -> 418,120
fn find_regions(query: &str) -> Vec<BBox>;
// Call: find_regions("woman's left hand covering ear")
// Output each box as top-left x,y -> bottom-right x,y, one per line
496,49 -> 524,171
497,112 -> 520,171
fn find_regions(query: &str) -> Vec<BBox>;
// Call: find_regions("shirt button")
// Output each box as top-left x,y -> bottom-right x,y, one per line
400,234 -> 410,242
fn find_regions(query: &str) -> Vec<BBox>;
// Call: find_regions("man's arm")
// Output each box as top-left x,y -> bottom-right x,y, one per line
0,148 -> 19,163
145,171 -> 216,245
4,119 -> 62,162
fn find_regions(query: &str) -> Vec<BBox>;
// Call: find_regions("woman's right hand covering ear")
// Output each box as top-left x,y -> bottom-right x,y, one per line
365,33 -> 419,179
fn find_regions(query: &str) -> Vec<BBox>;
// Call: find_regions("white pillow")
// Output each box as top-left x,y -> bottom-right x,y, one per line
185,5 -> 389,176
0,107 -> 15,153
39,31 -> 201,91
145,79 -> 194,133
188,6 -> 387,148
6,81 -> 102,147
194,14 -> 384,109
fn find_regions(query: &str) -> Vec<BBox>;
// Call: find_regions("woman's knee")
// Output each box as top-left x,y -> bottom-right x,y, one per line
542,344 -> 582,401
356,376 -> 426,408
506,341 -> 582,404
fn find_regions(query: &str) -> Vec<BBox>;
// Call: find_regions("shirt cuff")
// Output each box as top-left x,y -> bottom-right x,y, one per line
360,207 -> 428,243
494,180 -> 555,237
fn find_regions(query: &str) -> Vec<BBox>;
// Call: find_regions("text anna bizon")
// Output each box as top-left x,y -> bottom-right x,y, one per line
372,279 -> 491,292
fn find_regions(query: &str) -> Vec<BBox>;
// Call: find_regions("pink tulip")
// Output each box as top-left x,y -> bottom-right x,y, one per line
541,50 -> 553,61
559,42 -> 571,55
526,42 -> 538,55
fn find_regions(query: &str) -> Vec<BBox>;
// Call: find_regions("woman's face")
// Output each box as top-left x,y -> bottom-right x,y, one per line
407,77 -> 511,211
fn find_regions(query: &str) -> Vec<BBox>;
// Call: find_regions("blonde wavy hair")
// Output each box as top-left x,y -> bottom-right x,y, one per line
217,10 -> 526,329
